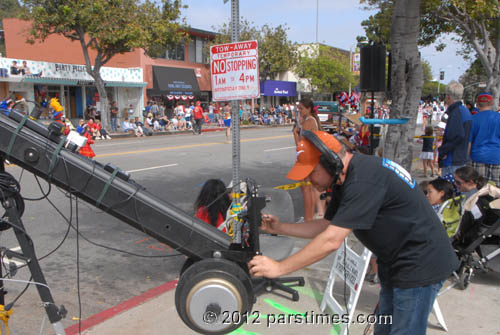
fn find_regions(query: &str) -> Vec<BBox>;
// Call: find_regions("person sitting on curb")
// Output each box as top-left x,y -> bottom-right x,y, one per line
87,118 -> 100,139
95,119 -> 112,140
122,119 -> 135,133
132,117 -> 145,137
76,119 -> 87,135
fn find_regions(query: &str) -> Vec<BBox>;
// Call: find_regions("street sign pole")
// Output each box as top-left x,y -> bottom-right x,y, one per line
230,0 -> 242,243
231,0 -> 240,196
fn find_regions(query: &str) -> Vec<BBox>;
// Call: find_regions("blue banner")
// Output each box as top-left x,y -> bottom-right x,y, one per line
260,80 -> 297,97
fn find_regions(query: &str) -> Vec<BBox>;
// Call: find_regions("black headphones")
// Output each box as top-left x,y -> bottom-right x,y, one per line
302,130 -> 344,181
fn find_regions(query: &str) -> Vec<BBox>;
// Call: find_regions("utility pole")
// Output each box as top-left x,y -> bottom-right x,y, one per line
316,0 -> 319,44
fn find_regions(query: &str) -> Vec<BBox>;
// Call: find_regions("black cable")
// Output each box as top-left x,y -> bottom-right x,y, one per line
5,276 -> 32,311
76,195 -> 82,335
19,171 -> 52,202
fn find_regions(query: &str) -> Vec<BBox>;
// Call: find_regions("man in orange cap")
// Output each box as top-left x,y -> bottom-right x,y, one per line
249,130 -> 459,335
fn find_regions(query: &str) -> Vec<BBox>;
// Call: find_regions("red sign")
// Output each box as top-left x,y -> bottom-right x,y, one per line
210,40 -> 259,101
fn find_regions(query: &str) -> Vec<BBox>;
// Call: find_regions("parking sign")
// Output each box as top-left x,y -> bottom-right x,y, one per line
210,40 -> 259,101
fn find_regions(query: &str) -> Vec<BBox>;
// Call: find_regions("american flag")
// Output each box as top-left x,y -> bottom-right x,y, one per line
349,92 -> 360,108
337,92 -> 349,107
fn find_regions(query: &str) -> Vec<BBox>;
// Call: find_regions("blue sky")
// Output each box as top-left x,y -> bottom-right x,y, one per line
181,0 -> 470,82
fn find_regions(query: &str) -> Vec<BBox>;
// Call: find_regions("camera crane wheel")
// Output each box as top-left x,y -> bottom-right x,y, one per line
175,258 -> 254,335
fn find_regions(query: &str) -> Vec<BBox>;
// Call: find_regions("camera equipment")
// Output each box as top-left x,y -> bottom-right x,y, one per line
0,101 -> 272,335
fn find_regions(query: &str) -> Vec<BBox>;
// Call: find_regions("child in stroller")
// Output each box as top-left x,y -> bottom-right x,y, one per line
451,184 -> 500,289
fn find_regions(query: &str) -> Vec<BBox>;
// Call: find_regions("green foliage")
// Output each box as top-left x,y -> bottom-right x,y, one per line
0,0 -> 25,27
422,81 -> 446,99
21,0 -> 186,67
360,0 -> 500,107
20,0 -> 186,127
211,19 -> 297,80
460,57 -> 488,102
358,0 -> 454,49
421,59 -> 433,83
420,59 -> 446,98
295,45 -> 354,94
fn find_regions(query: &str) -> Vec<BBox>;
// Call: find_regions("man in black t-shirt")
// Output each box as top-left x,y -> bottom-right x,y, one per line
249,130 -> 459,335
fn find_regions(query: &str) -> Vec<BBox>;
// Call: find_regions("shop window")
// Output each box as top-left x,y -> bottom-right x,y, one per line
165,41 -> 185,61
188,39 -> 196,63
187,37 -> 210,64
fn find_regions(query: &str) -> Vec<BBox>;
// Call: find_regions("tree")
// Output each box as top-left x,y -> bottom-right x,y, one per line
460,57 -> 488,102
295,45 -> 354,96
212,20 -> 297,81
360,0 -> 500,109
0,0 -> 26,55
358,0 -> 453,49
433,1 -> 500,109
383,0 -> 423,171
421,59 -> 446,98
21,0 -> 186,128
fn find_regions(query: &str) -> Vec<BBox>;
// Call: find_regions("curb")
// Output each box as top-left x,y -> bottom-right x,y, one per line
65,279 -> 178,335
107,124 -> 292,139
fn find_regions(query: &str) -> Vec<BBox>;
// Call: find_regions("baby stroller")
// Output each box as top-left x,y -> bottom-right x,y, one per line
451,184 -> 500,290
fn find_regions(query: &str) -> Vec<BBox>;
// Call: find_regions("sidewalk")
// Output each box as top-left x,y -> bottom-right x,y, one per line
107,123 -> 292,139
66,237 -> 500,335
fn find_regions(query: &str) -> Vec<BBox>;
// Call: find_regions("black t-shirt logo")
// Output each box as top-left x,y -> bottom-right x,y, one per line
382,158 -> 416,189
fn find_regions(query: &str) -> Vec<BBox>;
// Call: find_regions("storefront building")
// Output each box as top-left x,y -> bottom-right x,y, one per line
3,19 -> 215,113
0,57 -> 145,120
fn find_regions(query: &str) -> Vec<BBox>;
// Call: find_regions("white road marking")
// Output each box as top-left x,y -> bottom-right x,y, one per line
127,164 -> 178,173
264,146 -> 296,152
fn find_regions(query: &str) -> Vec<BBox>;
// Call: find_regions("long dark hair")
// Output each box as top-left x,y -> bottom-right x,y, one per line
299,98 -> 322,131
455,166 -> 487,189
429,178 -> 454,203
194,179 -> 231,227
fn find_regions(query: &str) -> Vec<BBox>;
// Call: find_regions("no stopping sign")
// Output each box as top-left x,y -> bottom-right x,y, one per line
210,40 -> 260,101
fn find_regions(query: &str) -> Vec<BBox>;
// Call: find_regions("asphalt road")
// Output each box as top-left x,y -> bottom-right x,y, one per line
3,126 -> 304,334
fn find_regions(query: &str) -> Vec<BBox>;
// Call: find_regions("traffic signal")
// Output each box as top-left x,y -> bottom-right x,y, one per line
440,71 -> 445,81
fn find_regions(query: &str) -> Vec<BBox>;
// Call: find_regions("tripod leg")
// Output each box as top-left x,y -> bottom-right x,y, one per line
3,199 -> 67,335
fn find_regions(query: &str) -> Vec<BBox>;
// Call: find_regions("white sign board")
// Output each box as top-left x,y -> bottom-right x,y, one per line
321,238 -> 372,335
321,239 -> 448,334
210,40 -> 259,101
0,57 -> 143,83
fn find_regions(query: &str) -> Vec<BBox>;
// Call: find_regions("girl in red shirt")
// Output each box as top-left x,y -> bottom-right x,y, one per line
79,128 -> 95,158
194,179 -> 231,233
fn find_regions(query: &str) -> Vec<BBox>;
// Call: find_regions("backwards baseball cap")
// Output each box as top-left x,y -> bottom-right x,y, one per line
477,92 -> 493,104
287,131 -> 343,181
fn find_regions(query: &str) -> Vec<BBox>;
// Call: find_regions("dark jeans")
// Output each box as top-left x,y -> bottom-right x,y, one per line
111,117 -> 117,132
375,281 -> 443,335
193,118 -> 203,134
